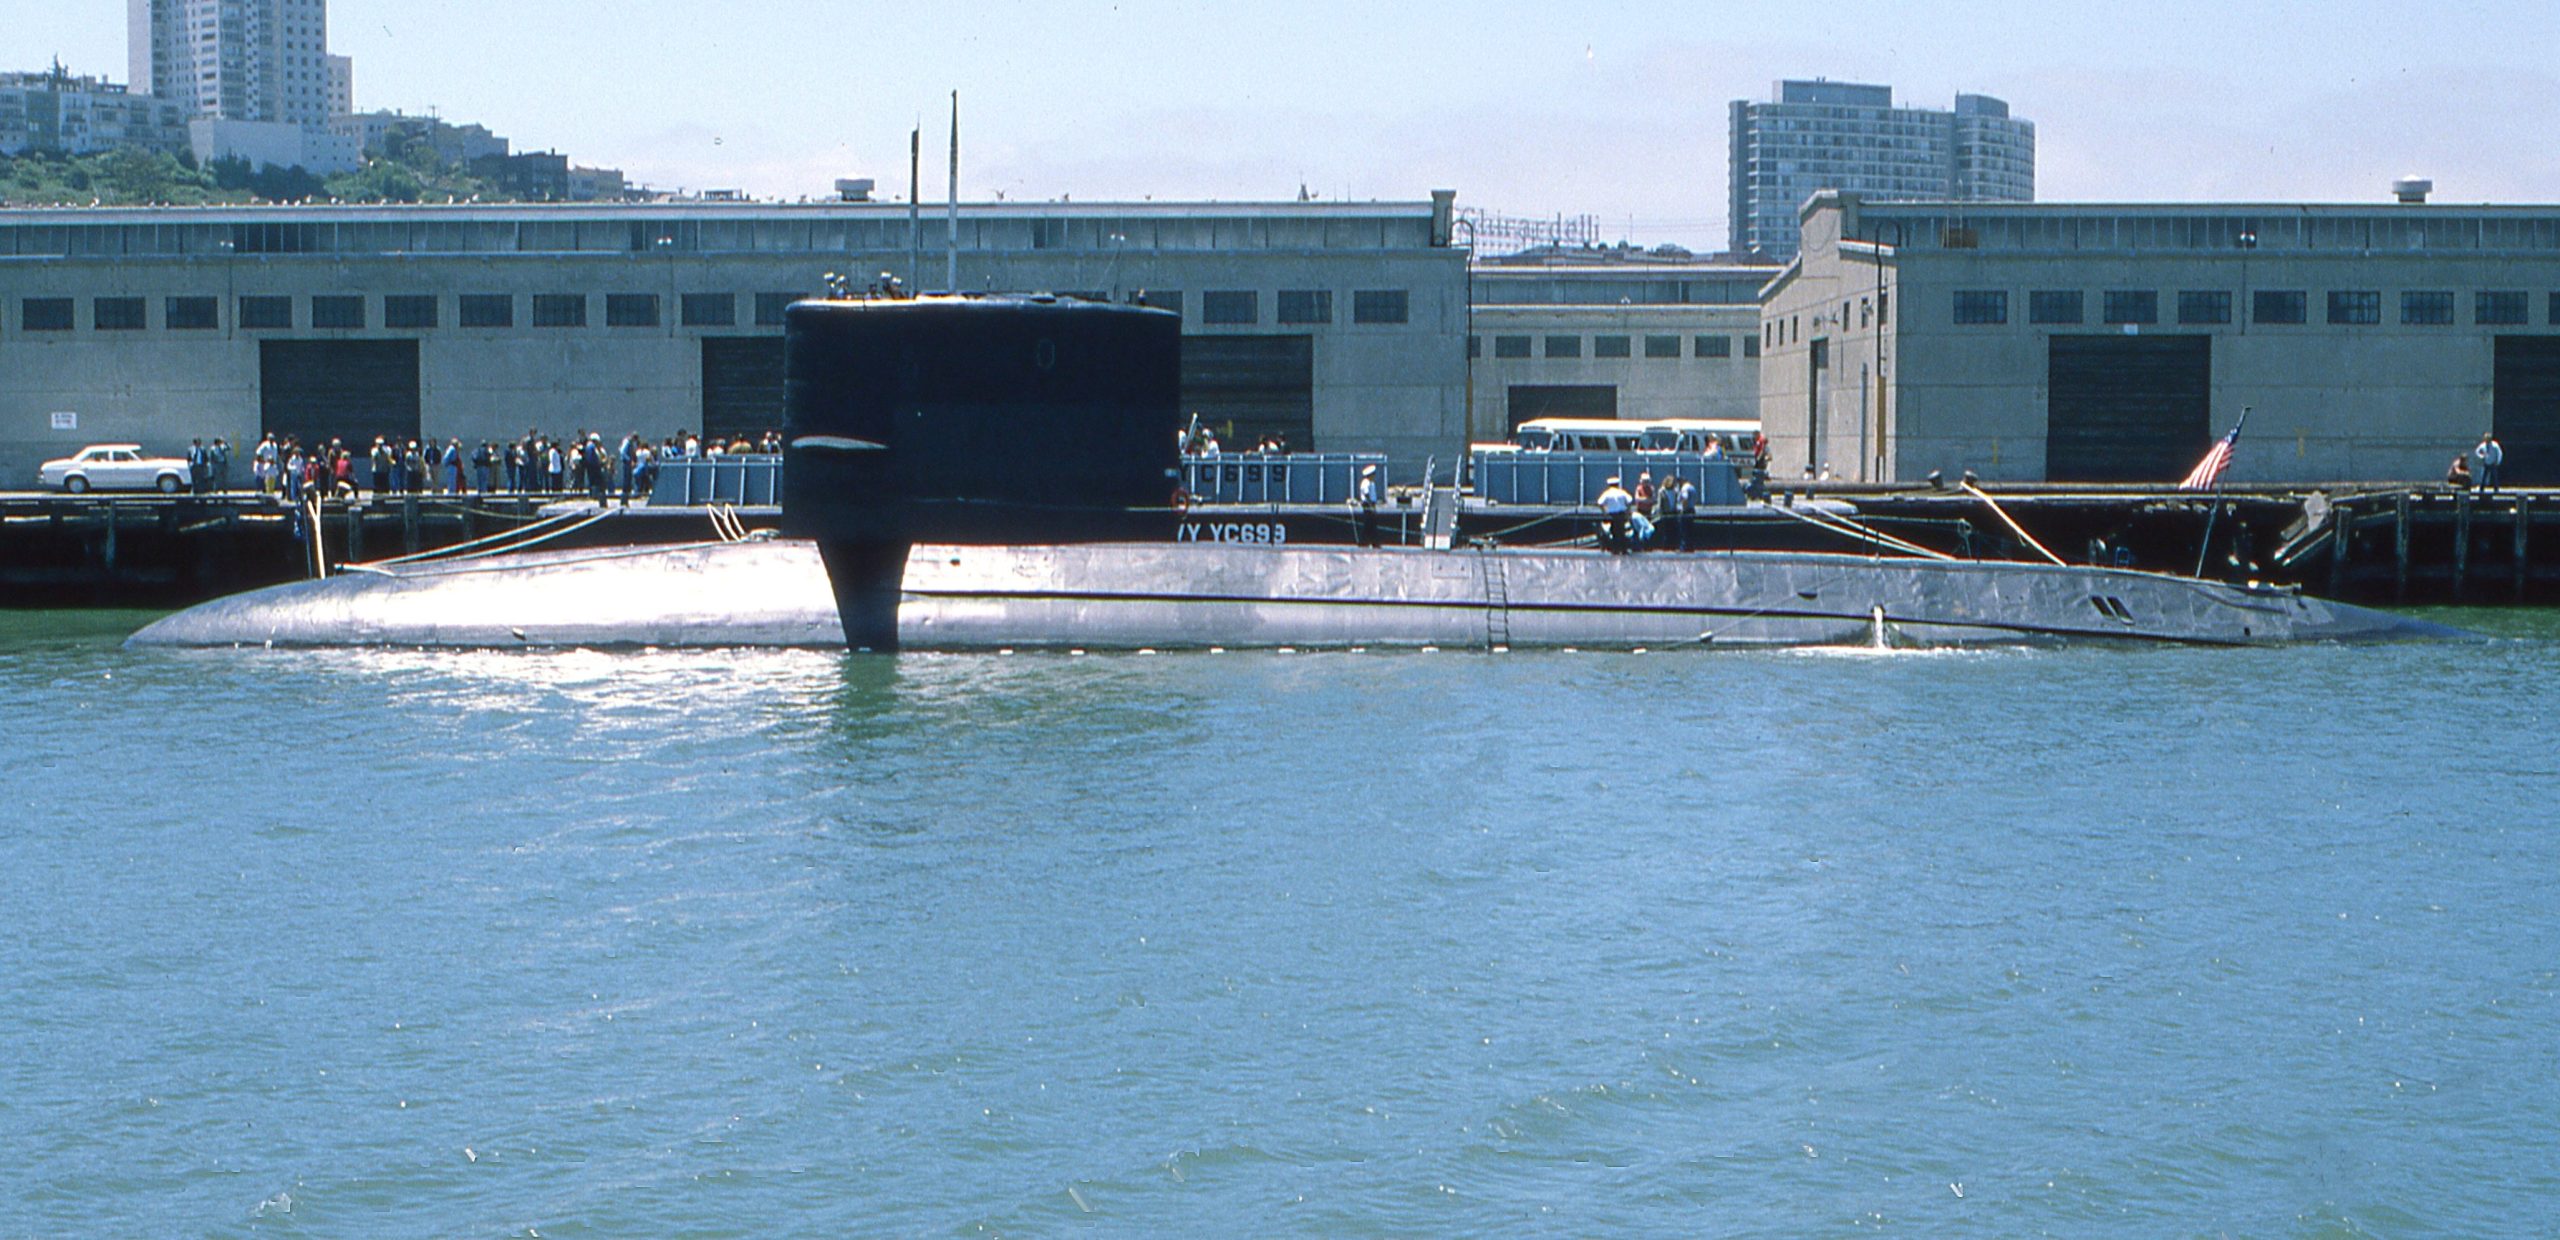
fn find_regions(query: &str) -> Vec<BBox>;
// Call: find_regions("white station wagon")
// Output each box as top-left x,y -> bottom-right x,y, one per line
38,444 -> 192,494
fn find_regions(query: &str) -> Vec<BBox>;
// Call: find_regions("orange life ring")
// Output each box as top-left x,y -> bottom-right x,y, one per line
1170,487 -> 1192,514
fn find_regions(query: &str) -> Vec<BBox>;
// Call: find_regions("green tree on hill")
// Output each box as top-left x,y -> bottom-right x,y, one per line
0,145 -> 520,207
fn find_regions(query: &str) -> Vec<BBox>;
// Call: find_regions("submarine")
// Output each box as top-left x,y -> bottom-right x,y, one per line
130,293 -> 2469,650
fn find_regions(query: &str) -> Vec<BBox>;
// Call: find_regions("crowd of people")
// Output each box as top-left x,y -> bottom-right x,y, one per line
234,428 -> 782,505
1593,469 -> 1701,553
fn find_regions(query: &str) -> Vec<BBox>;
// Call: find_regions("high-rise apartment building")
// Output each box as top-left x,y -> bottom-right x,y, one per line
1728,80 -> 2033,262
128,0 -> 339,128
126,0 -> 355,171
325,54 -> 352,119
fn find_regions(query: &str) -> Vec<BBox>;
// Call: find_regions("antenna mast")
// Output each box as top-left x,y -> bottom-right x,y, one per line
908,125 -> 921,292
945,92 -> 959,293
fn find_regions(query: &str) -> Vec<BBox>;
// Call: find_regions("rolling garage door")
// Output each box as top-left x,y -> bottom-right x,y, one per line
1182,335 -> 1312,449
259,340 -> 419,449
2045,335 -> 2211,482
702,337 -> 787,442
1506,384 -> 1618,432
2494,336 -> 2560,486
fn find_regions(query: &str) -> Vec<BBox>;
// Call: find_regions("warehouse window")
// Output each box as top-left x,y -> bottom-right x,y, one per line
2252,290 -> 2306,325
2400,291 -> 2454,326
311,295 -> 364,329
1952,290 -> 2007,325
1467,335 -> 1481,359
21,298 -> 73,333
1695,334 -> 1732,358
2101,290 -> 2158,325
1275,289 -> 1331,324
94,297 -> 147,331
2477,291 -> 2527,326
2177,291 -> 2233,325
681,293 -> 735,327
2028,290 -> 2082,325
1202,290 -> 1258,325
1352,289 -> 1408,324
1742,335 -> 1760,358
1492,334 -> 1531,359
459,294 -> 514,328
1544,335 -> 1581,358
605,293 -> 659,327
166,296 -> 218,330
239,295 -> 292,329
2327,291 -> 2380,325
533,294 -> 587,327
1594,335 -> 1631,358
753,292 -> 797,327
384,295 -> 437,329
2550,291 -> 2560,325
1136,289 -> 1183,316
1644,334 -> 1681,359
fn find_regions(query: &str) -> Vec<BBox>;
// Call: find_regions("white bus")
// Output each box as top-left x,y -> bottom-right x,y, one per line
1486,417 -> 1760,457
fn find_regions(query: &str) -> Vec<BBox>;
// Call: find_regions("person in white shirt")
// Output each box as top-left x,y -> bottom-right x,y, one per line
1595,475 -> 1633,553
2474,433 -> 2505,491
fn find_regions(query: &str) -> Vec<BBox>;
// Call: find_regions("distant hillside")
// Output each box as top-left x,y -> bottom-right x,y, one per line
0,144 -> 523,208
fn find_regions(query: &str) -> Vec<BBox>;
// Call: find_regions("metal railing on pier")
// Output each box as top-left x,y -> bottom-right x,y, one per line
1181,453 -> 1389,505
1469,451 -> 1745,507
649,455 -> 783,506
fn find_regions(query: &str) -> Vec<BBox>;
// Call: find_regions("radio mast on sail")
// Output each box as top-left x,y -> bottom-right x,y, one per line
946,92 -> 959,293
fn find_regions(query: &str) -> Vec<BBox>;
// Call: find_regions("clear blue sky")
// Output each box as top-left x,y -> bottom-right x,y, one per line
13,0 -> 2557,249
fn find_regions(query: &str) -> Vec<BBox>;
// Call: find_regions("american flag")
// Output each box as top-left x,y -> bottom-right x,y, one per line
2178,424 -> 2241,491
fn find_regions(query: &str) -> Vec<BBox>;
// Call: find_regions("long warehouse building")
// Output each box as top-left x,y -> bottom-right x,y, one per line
0,196 -> 1471,479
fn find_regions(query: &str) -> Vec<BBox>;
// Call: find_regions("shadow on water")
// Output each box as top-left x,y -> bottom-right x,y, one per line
2399,605 -> 2560,641
816,650 -> 1203,756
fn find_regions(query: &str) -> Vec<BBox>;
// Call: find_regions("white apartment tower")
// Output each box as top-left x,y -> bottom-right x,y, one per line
1728,80 -> 2033,263
128,0 -> 340,128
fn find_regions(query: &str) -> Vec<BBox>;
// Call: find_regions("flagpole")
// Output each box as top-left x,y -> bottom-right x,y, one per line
2193,496 -> 2220,578
2192,405 -> 2251,578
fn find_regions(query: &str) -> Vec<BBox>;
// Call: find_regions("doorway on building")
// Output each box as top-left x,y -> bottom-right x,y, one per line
702,337 -> 787,444
1805,337 -> 1829,477
1183,335 -> 1314,449
2494,336 -> 2560,486
2046,335 -> 2211,482
258,339 -> 421,451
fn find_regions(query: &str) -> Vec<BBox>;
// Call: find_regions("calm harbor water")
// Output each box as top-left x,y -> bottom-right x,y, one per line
4,609 -> 2557,1236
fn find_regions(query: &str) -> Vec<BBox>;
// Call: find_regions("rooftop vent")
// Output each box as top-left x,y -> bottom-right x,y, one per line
834,178 -> 875,203
2393,176 -> 2433,205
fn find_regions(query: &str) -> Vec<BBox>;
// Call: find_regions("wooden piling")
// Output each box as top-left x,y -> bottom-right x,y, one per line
2328,500 -> 2351,597
345,504 -> 364,565
2518,496 -> 2534,603
402,493 -> 420,555
2393,491 -> 2412,605
2454,491 -> 2473,602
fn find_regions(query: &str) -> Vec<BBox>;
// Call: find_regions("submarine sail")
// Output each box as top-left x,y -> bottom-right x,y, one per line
781,294 -> 1181,649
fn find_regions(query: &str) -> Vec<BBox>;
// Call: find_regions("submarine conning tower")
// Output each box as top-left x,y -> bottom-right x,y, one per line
781,294 -> 1184,650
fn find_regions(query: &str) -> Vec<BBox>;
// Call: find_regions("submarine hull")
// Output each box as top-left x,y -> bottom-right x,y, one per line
126,540 -> 840,649
128,538 -> 2467,650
